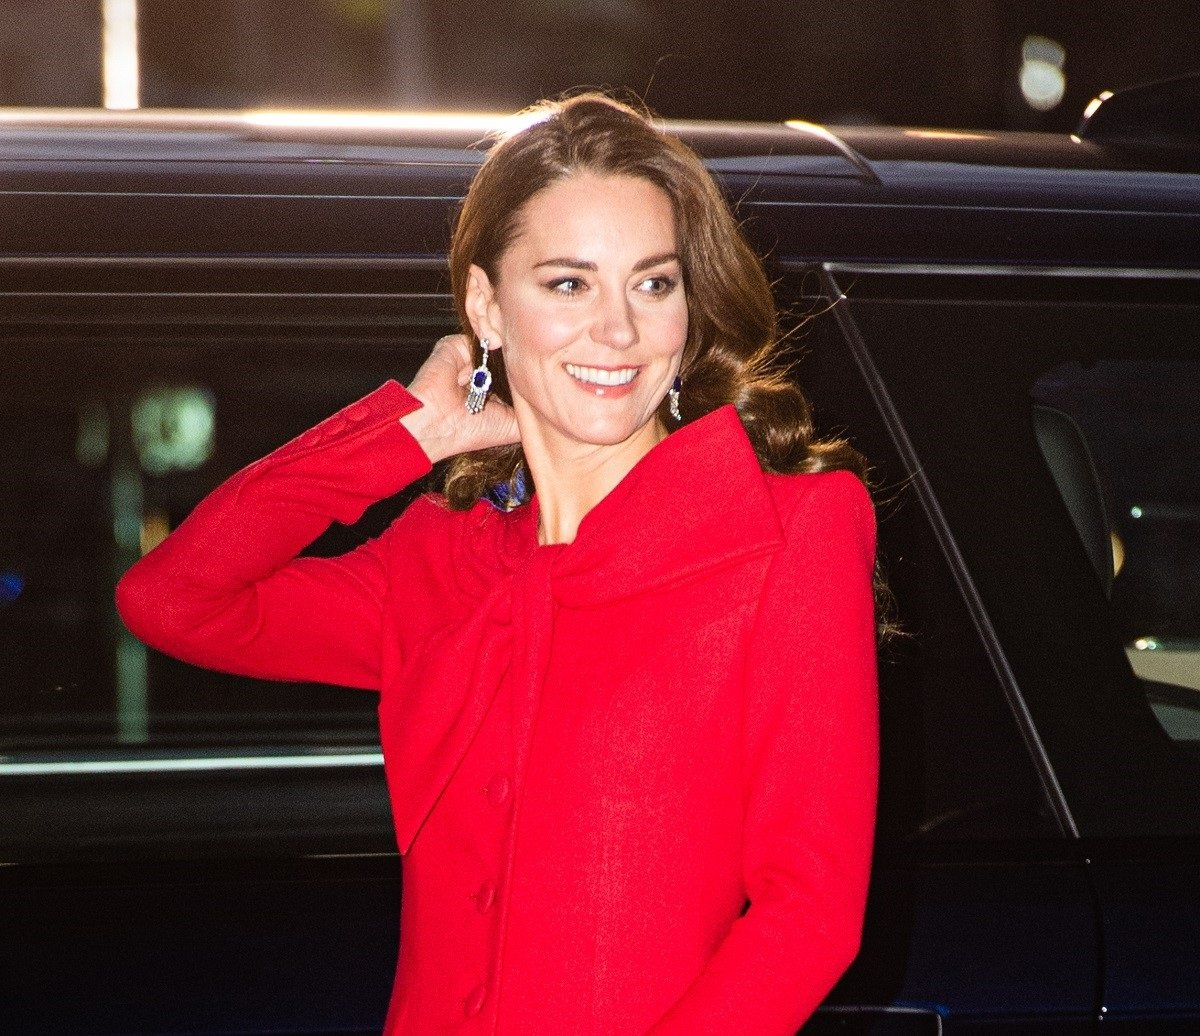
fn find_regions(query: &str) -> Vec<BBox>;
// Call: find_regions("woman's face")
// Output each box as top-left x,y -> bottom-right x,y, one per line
469,172 -> 688,454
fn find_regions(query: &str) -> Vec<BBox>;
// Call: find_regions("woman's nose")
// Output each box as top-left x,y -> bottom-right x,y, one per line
591,289 -> 638,350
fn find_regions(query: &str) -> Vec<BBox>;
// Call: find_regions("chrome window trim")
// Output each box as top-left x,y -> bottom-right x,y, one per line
0,752 -> 385,777
0,256 -> 448,270
816,261 -> 1200,279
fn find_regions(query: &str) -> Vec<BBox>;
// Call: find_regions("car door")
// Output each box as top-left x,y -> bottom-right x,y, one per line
1024,284 -> 1200,1031
802,265 -> 1200,1032
784,265 -> 1104,1033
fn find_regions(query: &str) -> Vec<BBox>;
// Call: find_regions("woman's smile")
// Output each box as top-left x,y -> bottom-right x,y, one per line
564,362 -> 641,393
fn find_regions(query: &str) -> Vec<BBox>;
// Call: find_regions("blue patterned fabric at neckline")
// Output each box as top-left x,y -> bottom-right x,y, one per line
484,466 -> 529,512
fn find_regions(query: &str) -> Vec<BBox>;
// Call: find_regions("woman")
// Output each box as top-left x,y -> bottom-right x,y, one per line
116,93 -> 879,1035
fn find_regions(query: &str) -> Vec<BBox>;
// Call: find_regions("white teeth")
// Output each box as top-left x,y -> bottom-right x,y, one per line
565,364 -> 638,386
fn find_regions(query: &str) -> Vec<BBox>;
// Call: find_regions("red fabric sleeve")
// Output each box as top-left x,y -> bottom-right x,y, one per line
646,469 -> 880,1035
114,380 -> 433,690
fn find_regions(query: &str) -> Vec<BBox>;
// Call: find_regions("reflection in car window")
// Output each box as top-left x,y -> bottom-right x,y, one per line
2,305 -> 1063,846
1034,360 -> 1200,742
789,297 -> 1060,843
0,340 -> 431,758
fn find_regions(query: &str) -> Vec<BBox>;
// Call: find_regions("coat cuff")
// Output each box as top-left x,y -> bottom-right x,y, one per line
236,379 -> 434,527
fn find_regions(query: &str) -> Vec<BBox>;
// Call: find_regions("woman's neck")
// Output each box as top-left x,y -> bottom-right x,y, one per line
521,415 -> 668,546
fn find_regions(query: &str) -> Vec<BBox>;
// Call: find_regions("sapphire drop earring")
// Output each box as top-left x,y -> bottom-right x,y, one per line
465,338 -> 492,414
668,374 -> 682,422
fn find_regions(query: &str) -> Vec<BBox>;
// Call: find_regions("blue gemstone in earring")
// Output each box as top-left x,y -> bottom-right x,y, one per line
465,338 -> 493,414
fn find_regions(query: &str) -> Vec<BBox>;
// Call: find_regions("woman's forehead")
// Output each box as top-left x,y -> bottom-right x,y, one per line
503,172 -> 678,263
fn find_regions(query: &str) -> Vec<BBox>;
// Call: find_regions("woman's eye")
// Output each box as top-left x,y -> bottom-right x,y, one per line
638,273 -> 676,294
638,275 -> 677,296
548,278 -> 585,296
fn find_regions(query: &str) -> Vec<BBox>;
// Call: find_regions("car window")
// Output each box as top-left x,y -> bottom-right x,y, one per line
784,281 -> 1061,844
1033,360 -> 1200,743
827,271 -> 1200,838
1,336 -> 436,759
0,277 -> 1064,855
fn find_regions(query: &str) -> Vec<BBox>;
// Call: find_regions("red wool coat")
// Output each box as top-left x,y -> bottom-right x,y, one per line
115,380 -> 879,1035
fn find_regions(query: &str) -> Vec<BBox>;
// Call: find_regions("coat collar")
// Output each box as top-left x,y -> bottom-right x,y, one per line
484,404 -> 785,606
389,404 -> 785,854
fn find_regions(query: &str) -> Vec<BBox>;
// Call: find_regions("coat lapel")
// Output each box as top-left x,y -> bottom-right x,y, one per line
546,404 -> 785,606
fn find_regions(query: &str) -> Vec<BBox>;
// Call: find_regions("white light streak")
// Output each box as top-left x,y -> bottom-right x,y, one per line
243,109 -> 551,134
102,0 -> 140,110
1082,91 -> 1114,121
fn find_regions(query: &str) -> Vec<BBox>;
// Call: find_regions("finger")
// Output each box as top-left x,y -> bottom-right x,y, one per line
449,334 -> 473,365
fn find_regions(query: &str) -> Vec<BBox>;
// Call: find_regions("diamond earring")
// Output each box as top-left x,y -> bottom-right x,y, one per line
465,338 -> 493,414
668,374 -> 682,422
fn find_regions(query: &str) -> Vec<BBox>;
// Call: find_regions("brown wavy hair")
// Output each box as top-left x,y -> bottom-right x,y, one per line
445,91 -> 869,509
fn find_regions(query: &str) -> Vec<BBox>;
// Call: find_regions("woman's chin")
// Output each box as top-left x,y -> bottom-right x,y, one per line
554,407 -> 662,451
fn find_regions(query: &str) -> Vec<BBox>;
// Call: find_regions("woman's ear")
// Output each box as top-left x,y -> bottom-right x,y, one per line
466,264 -> 501,348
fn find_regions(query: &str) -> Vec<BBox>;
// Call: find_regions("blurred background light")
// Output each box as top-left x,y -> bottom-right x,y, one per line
1082,89 -> 1114,120
102,0 -> 140,109
139,509 -> 171,556
131,386 -> 215,476
76,400 -> 110,468
1019,34 -> 1066,112
0,571 -> 24,603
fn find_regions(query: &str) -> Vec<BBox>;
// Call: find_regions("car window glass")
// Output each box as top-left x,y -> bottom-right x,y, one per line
788,290 -> 1061,844
1,338 -> 434,759
830,274 -> 1200,838
1033,360 -> 1200,743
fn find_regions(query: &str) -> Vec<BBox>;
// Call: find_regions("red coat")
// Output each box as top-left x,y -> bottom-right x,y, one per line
116,380 -> 879,1035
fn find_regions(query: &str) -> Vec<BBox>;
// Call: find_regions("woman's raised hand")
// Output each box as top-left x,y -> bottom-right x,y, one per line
400,334 -> 521,464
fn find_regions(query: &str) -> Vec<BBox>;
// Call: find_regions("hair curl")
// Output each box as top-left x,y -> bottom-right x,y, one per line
443,92 -> 895,635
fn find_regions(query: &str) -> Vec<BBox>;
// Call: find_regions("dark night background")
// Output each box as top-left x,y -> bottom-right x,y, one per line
1,0 -> 1198,131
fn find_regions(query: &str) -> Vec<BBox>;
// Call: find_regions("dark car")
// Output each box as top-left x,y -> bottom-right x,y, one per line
2,76 -> 1199,1034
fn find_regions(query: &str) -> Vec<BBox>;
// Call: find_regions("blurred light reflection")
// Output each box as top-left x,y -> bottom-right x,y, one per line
0,571 -> 24,603
1020,35 -> 1066,112
139,509 -> 171,556
1082,91 -> 1115,121
131,386 -> 214,475
102,0 -> 139,110
76,400 -> 109,468
244,109 -> 552,135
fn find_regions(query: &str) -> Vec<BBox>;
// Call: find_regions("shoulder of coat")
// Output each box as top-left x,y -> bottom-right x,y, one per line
764,469 -> 874,533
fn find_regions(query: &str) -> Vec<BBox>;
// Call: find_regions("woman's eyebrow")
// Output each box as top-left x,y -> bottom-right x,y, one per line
533,257 -> 597,271
532,252 -> 680,272
634,252 -> 681,272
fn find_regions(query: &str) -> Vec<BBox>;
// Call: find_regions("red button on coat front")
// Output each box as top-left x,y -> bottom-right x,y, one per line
464,984 -> 488,1017
474,881 -> 496,913
115,380 -> 880,1036
485,775 -> 511,806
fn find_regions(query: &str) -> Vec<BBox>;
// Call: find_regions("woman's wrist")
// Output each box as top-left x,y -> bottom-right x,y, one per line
398,390 -> 456,465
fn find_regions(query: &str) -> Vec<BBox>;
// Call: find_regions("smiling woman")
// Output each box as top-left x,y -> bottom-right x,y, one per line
115,92 -> 881,1035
